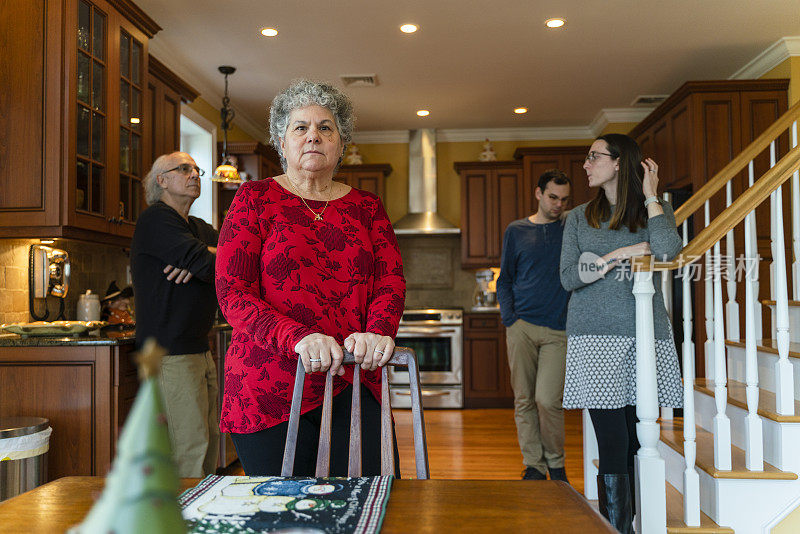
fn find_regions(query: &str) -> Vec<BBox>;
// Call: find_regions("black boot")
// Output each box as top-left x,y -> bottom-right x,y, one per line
597,474 -> 633,534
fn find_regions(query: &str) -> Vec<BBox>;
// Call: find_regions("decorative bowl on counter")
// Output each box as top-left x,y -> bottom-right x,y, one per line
0,320 -> 108,337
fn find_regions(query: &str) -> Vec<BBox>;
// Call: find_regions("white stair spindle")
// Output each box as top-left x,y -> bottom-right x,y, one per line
704,201 -> 715,382
725,181 -> 740,340
772,179 -> 796,416
582,409 -> 599,500
770,143 -> 777,301
749,161 -> 763,340
713,240 -> 732,470
791,120 -> 800,300
681,221 -> 701,526
661,194 -> 674,421
633,264 -> 667,534
744,204 -> 764,470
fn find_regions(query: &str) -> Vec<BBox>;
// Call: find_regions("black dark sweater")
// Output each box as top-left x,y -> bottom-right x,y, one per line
130,201 -> 219,354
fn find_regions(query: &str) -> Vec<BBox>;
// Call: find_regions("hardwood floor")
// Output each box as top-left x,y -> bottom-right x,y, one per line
222,408 -> 586,496
394,408 -> 585,494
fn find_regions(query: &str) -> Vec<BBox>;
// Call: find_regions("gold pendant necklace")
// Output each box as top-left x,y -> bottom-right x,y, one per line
286,178 -> 333,221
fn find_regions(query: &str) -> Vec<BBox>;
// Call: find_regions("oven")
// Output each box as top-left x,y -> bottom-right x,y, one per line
389,308 -> 463,408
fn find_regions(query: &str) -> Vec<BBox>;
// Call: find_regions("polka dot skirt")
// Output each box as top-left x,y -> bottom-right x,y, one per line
563,334 -> 684,409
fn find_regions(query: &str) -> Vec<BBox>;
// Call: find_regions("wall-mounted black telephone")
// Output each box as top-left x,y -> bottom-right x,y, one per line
28,244 -> 71,321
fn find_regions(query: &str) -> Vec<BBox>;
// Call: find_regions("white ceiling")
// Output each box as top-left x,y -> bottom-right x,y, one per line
139,0 -> 800,138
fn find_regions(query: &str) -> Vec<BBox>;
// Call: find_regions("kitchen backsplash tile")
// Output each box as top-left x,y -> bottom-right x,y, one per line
398,235 -> 476,310
0,239 -> 129,324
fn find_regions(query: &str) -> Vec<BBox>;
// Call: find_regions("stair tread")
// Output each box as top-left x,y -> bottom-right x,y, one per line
761,299 -> 800,306
725,338 -> 800,361
590,461 -> 733,532
695,378 -> 800,423
666,481 -> 734,533
660,419 -> 797,480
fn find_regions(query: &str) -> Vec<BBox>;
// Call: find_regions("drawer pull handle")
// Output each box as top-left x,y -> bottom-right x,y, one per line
394,390 -> 449,397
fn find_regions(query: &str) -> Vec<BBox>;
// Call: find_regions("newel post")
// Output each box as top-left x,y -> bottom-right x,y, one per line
632,257 -> 667,534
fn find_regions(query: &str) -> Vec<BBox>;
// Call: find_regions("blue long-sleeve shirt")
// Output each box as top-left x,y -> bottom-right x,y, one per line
497,218 -> 569,330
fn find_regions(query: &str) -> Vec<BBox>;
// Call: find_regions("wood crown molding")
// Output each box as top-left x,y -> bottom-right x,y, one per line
339,163 -> 393,175
148,55 -> 199,102
453,161 -> 520,171
513,146 -> 591,159
106,0 -> 161,38
629,79 -> 790,138
220,141 -> 278,161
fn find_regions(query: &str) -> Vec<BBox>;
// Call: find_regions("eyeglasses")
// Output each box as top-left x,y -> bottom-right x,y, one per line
163,164 -> 205,176
584,151 -> 613,163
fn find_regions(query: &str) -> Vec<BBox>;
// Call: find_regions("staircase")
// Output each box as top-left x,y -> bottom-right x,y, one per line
583,101 -> 800,533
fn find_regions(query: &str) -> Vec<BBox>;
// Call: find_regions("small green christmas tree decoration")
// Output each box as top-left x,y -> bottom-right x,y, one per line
70,338 -> 187,533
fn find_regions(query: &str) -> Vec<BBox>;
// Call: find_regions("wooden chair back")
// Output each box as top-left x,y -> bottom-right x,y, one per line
281,347 -> 429,479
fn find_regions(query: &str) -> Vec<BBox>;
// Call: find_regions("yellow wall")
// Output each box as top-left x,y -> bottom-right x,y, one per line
772,502 -> 800,533
186,96 -> 262,143
354,132 -> 643,226
761,56 -> 800,105
354,143 -> 408,223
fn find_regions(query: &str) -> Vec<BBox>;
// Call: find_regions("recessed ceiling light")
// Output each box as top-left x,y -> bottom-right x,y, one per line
416,109 -> 430,117
400,24 -> 418,34
514,107 -> 528,114
260,27 -> 278,37
545,18 -> 565,28
130,117 -> 140,124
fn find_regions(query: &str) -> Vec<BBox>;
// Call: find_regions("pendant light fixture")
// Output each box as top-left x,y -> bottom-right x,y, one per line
212,65 -> 242,183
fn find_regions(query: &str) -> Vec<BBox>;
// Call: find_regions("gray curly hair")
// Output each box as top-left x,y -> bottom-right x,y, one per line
268,80 -> 355,171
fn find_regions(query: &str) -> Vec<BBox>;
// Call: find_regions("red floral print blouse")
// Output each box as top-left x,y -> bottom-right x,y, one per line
215,178 -> 406,433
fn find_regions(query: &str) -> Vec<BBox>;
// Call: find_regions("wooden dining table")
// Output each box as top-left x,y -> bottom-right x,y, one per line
0,476 -> 615,533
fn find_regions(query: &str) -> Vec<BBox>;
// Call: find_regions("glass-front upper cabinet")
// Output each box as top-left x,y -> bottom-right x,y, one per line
76,0 -> 106,216
119,31 -> 144,222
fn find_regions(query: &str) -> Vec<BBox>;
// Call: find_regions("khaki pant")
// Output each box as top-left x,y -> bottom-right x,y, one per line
506,320 -> 567,473
159,351 -> 220,478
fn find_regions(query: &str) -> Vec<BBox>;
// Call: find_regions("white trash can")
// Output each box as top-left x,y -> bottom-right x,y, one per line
0,417 -> 51,502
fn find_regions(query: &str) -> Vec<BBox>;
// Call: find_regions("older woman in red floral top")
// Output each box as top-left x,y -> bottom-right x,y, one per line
215,80 -> 406,476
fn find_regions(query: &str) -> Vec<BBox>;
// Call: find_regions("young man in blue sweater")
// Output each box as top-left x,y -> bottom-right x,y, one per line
497,169 -> 571,482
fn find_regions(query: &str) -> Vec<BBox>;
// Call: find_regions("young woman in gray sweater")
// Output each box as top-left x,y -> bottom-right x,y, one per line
560,133 -> 683,533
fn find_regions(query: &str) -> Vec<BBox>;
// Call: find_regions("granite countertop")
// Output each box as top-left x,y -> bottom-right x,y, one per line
0,322 -> 233,347
0,329 -> 136,347
469,306 -> 501,313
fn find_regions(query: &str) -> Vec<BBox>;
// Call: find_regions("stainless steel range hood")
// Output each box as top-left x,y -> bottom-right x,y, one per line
393,129 -> 460,235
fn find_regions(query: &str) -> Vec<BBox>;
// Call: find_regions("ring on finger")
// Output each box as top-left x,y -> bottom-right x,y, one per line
309,358 -> 322,362
374,349 -> 384,355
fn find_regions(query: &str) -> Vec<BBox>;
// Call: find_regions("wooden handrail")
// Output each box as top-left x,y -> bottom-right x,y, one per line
634,146 -> 800,272
674,99 -> 800,226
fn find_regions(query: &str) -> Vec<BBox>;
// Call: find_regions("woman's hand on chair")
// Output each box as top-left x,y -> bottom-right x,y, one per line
345,333 -> 395,371
294,333 -> 345,375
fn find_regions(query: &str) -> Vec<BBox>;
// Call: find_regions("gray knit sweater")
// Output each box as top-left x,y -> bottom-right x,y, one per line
560,201 -> 683,339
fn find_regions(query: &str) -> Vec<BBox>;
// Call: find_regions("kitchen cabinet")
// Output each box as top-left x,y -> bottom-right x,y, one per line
335,163 -> 393,201
512,146 -> 592,208
629,79 -> 789,363
0,0 -> 163,247
216,141 -> 282,224
456,161 -> 523,268
0,340 -> 136,480
146,55 -> 199,165
463,312 -> 513,408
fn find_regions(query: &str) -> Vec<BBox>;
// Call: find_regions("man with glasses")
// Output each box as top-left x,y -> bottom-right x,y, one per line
497,169 -> 571,482
130,151 -> 220,478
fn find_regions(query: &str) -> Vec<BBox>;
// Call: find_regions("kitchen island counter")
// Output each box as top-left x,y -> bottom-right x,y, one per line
0,322 -> 231,347
0,330 -> 136,347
